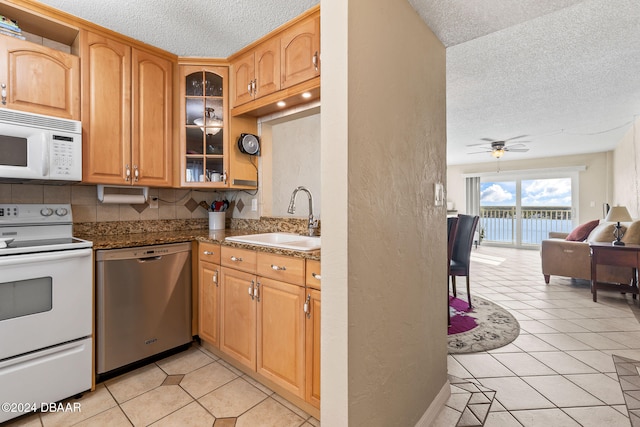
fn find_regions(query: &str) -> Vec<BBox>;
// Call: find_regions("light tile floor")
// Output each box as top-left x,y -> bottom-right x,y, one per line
435,245 -> 640,427
4,346 -> 320,427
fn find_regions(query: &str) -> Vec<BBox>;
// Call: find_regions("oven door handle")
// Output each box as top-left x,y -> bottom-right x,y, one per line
0,248 -> 92,267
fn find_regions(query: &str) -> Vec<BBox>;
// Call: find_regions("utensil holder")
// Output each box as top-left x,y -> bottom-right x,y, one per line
209,212 -> 226,230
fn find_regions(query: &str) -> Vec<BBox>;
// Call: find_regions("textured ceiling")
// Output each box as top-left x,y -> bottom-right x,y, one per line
37,0 -> 319,57
441,0 -> 640,165
36,0 -> 640,165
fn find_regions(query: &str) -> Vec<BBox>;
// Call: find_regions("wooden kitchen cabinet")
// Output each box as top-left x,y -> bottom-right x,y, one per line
82,30 -> 173,186
229,6 -> 320,118
0,36 -> 80,120
257,276 -> 306,398
305,259 -> 321,290
280,10 -> 320,89
199,242 -> 221,347
220,266 -> 257,370
304,259 -> 321,408
231,37 -> 280,108
305,287 -> 321,408
218,247 -> 308,399
179,62 -> 258,189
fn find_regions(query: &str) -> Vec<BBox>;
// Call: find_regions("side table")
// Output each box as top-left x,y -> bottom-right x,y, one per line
589,242 -> 640,302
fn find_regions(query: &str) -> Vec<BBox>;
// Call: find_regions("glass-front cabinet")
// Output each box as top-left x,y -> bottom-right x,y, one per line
180,65 -> 228,187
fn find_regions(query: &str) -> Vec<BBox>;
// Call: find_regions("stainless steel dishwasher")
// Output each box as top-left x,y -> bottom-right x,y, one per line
96,242 -> 192,376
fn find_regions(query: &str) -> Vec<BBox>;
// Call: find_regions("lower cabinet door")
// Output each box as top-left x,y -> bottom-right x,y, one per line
305,288 -> 321,408
257,277 -> 306,398
220,267 -> 257,370
199,262 -> 220,347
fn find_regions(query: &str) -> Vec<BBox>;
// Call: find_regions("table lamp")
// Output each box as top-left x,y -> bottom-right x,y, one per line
604,206 -> 632,246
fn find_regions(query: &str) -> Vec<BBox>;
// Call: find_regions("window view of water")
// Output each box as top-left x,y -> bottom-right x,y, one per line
480,207 -> 572,245
480,178 -> 573,246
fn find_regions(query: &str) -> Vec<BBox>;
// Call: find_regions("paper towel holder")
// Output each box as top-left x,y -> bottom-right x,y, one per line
97,185 -> 149,204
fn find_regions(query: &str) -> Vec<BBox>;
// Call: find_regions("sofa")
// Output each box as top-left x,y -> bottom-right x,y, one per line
541,221 -> 640,285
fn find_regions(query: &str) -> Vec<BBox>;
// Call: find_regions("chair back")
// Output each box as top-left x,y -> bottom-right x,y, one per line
451,215 -> 479,272
447,217 -> 458,265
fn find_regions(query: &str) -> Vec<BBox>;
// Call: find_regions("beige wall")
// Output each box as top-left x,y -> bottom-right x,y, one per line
322,0 -> 448,425
613,118 -> 640,217
259,107 -> 322,218
447,152 -> 613,224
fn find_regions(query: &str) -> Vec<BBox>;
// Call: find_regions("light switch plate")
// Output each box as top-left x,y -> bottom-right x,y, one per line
251,198 -> 258,211
149,197 -> 158,209
434,183 -> 444,207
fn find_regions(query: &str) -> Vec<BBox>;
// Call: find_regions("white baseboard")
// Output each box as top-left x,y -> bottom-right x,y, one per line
415,379 -> 451,427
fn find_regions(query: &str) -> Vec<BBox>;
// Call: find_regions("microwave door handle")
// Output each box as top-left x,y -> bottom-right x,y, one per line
42,143 -> 49,176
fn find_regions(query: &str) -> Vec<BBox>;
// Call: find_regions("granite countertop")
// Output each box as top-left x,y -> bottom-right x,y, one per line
78,228 -> 321,260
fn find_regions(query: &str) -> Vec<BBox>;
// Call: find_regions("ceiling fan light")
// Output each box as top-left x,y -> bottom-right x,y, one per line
492,149 -> 505,158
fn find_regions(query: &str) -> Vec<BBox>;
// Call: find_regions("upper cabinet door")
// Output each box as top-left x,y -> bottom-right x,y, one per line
81,31 -> 131,184
280,12 -> 320,89
0,36 -> 80,120
230,36 -> 280,109
230,51 -> 255,108
131,48 -> 173,187
254,37 -> 280,99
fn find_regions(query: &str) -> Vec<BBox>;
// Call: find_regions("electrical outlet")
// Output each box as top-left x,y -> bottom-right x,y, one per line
251,198 -> 258,211
149,197 -> 158,209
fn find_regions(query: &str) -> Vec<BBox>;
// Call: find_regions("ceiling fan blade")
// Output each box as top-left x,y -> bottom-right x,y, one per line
480,138 -> 497,142
504,134 -> 529,141
466,142 -> 492,147
505,143 -> 528,149
505,148 -> 529,152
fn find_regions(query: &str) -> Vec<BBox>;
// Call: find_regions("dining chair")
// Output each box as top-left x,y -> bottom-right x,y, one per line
450,214 -> 479,309
447,217 -> 459,325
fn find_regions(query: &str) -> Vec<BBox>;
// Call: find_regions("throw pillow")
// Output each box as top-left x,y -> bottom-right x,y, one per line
622,221 -> 640,244
590,223 -> 626,243
566,219 -> 600,241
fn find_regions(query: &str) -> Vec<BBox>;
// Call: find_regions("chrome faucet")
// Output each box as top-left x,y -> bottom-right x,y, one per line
287,186 -> 318,236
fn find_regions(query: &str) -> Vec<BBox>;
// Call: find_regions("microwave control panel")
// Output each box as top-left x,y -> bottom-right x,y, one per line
50,135 -> 81,180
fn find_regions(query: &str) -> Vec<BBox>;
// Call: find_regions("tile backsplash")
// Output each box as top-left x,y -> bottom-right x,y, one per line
0,183 -> 225,222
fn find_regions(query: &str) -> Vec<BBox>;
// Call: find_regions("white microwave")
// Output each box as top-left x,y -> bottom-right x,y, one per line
0,109 -> 82,182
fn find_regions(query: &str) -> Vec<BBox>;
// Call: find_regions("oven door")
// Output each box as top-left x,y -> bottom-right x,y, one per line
0,248 -> 93,359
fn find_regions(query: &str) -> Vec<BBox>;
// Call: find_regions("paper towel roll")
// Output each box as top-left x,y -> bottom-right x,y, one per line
100,194 -> 147,204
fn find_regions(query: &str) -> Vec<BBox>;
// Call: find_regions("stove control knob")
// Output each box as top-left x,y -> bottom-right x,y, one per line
55,208 -> 69,216
40,207 -> 54,216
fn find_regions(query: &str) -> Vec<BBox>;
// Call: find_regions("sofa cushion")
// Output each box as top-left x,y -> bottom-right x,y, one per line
622,221 -> 640,244
566,219 -> 600,241
588,223 -> 625,243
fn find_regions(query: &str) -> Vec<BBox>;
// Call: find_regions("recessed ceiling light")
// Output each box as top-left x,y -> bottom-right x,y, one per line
301,92 -> 312,99
277,101 -> 286,107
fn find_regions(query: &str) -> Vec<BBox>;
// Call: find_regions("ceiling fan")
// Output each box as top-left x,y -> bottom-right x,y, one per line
467,135 -> 531,158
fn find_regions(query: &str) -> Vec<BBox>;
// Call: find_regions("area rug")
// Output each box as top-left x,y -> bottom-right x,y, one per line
448,294 -> 520,354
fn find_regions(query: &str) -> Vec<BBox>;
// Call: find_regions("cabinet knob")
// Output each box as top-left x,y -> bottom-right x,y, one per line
311,272 -> 321,280
125,164 -> 131,181
1,83 -> 6,105
203,251 -> 214,255
312,52 -> 319,72
271,264 -> 287,271
230,256 -> 243,262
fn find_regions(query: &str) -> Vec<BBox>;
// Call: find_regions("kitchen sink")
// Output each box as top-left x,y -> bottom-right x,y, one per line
225,232 -> 321,251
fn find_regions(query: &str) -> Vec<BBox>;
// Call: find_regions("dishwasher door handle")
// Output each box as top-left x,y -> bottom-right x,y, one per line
136,256 -> 163,263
